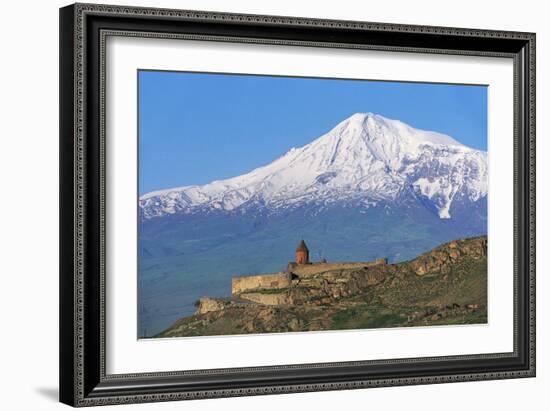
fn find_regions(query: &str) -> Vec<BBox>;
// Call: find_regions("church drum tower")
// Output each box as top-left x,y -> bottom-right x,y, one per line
295,240 -> 310,264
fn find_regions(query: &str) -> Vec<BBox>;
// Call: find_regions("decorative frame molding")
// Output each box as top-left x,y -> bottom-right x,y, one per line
60,3 -> 535,407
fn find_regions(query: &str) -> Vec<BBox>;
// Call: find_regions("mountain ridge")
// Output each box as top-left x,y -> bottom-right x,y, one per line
140,113 -> 487,220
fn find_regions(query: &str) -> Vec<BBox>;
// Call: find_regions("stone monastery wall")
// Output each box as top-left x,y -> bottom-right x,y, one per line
232,272 -> 292,295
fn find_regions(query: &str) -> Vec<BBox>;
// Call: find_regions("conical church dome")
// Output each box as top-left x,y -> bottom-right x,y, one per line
296,240 -> 309,252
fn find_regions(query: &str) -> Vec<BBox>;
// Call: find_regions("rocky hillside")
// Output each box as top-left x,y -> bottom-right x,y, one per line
155,236 -> 487,338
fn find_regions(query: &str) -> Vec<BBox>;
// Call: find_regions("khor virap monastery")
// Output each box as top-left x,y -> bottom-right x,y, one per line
231,240 -> 388,295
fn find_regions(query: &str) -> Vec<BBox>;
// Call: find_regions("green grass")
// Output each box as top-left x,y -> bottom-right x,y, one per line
331,306 -> 404,330
365,312 -> 404,328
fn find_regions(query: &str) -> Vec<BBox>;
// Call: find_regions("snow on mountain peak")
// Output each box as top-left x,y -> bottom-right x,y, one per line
140,113 -> 487,220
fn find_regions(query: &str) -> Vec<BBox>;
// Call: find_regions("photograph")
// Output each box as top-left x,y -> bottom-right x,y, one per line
137,71 -> 489,339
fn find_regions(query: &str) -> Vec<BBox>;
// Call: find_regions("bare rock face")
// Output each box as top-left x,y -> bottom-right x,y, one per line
196,297 -> 225,314
410,236 -> 487,276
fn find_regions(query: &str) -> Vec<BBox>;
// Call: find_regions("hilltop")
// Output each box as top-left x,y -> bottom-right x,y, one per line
155,236 -> 487,338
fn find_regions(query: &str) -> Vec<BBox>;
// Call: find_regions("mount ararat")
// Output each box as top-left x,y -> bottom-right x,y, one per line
138,113 -> 488,336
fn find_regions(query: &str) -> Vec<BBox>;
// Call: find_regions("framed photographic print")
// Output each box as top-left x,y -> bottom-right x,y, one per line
59,3 -> 536,407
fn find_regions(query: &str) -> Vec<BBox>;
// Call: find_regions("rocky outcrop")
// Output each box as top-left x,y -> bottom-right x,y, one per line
196,297 -> 226,314
409,236 -> 487,276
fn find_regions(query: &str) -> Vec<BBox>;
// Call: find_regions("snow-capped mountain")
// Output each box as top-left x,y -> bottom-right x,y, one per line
139,113 -> 488,335
140,113 -> 487,220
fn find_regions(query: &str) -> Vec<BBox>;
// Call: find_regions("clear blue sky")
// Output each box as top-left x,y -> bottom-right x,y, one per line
139,70 -> 487,195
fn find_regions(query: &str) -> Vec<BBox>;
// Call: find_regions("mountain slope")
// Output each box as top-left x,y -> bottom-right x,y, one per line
140,113 -> 487,220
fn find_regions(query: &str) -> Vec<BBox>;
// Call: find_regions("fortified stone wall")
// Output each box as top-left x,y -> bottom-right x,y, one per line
290,259 -> 387,277
231,259 -> 388,294
232,272 -> 292,295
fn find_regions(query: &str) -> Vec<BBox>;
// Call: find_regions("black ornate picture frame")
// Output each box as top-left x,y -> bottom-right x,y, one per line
59,3 -> 535,407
